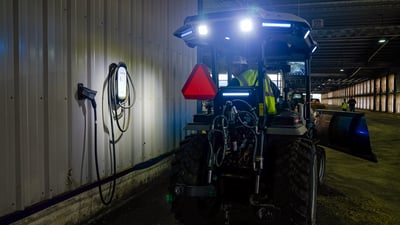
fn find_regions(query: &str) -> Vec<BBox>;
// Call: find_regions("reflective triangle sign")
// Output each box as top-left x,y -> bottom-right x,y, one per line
181,64 -> 218,100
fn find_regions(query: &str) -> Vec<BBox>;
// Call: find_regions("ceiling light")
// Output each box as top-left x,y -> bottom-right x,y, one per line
340,69 -> 344,72
378,38 -> 386,43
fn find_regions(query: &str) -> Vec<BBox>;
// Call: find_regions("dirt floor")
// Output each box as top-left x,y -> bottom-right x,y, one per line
316,108 -> 400,225
84,108 -> 400,225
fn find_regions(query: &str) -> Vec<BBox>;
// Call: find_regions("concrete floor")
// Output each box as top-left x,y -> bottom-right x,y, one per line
317,109 -> 400,225
83,108 -> 400,225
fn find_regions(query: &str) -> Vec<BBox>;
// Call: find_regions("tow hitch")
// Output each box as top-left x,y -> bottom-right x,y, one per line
173,184 -> 216,197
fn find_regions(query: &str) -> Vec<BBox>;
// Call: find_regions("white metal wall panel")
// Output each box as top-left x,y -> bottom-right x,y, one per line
0,0 -> 197,218
389,74 -> 395,92
18,0 -> 46,208
69,0 -> 92,186
397,93 -> 400,113
47,0 -> 69,198
388,95 -> 394,113
381,95 -> 387,112
0,0 -> 17,216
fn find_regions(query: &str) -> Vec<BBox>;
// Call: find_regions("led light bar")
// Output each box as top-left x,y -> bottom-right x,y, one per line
222,92 -> 250,97
304,30 -> 310,39
262,22 -> 291,28
180,30 -> 193,38
312,45 -> 318,53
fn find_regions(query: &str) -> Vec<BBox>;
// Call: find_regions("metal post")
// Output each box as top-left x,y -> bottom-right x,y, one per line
394,74 -> 397,113
305,57 -> 311,127
258,42 -> 266,126
198,0 -> 203,15
211,47 -> 219,87
386,74 -> 389,113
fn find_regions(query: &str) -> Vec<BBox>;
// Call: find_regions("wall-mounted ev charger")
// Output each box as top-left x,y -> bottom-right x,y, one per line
77,61 -> 135,205
117,65 -> 127,102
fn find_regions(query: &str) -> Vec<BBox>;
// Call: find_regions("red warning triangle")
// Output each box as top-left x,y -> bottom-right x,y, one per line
181,64 -> 218,100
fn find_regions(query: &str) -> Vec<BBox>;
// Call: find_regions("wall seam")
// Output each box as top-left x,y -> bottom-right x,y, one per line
13,0 -> 22,211
42,0 -> 50,200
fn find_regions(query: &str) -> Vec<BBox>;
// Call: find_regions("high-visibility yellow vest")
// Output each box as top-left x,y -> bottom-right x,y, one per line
341,102 -> 348,110
236,69 -> 277,115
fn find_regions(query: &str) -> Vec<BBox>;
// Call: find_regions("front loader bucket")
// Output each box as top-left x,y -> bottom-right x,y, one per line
315,110 -> 377,162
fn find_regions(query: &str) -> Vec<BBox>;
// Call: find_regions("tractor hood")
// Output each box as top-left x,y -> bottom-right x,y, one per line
174,7 -> 317,58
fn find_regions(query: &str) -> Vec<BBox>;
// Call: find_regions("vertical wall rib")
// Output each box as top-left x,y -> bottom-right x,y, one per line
0,0 -> 197,217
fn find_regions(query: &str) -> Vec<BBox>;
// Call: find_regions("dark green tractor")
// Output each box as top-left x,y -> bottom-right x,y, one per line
169,7 -> 376,225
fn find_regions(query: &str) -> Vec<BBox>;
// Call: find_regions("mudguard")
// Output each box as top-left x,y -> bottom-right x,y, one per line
314,109 -> 377,162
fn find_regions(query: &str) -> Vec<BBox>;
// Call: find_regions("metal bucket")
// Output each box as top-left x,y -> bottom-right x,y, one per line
315,109 -> 377,162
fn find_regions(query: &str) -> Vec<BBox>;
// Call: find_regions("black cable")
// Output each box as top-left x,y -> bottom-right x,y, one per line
94,105 -> 117,205
93,62 -> 135,205
92,64 -> 118,205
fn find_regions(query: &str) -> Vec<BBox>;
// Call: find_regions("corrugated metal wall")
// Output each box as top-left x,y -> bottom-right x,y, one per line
321,73 -> 400,113
0,0 -> 197,217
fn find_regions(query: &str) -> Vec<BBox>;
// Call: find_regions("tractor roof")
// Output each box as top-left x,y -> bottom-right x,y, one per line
174,7 -> 317,60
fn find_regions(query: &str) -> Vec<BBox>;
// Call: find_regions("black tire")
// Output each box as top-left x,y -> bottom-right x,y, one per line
169,134 -> 220,225
272,138 -> 317,225
316,146 -> 326,186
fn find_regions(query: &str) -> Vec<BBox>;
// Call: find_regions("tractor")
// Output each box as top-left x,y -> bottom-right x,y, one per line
168,7 -> 377,225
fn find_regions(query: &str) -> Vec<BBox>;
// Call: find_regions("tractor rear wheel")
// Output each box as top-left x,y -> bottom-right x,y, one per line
272,137 -> 317,225
169,134 -> 220,225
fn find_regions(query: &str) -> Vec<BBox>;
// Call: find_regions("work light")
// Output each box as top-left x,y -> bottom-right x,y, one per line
239,19 -> 253,32
198,25 -> 208,35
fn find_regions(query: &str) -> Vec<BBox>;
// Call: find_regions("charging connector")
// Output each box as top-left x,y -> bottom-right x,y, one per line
77,83 -> 116,205
78,83 -> 97,109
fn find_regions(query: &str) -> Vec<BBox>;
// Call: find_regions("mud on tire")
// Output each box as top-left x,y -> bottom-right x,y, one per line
272,137 -> 318,225
169,134 -> 220,225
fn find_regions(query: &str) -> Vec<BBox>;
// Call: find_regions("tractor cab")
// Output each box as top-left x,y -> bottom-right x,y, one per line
176,7 -> 376,162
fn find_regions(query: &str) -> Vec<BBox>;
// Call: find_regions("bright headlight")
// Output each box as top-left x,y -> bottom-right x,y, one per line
198,25 -> 208,36
239,19 -> 253,32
